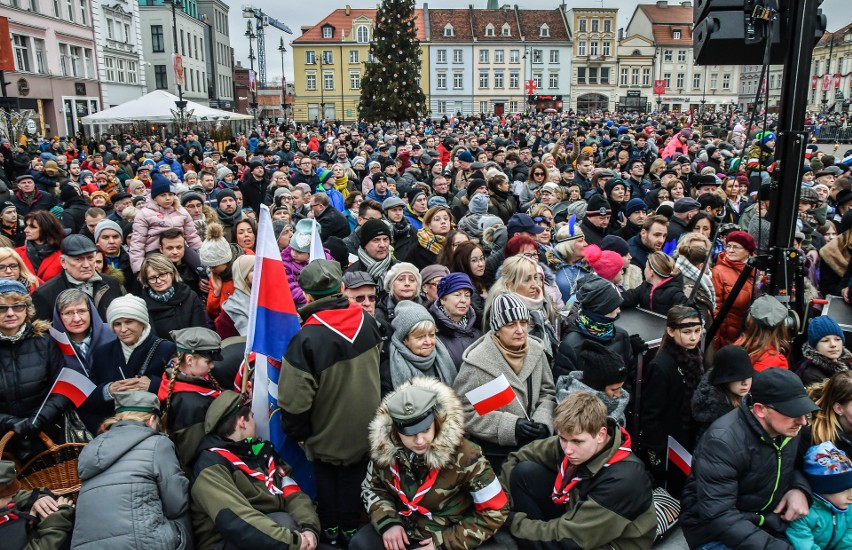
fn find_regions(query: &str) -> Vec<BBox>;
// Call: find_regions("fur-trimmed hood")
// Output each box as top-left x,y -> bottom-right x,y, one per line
369,377 -> 465,470
691,370 -> 736,426
555,371 -> 630,426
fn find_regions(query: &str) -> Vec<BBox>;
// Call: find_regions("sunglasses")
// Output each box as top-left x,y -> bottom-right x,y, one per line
533,172 -> 545,176
352,294 -> 377,303
0,303 -> 27,313
533,216 -> 553,224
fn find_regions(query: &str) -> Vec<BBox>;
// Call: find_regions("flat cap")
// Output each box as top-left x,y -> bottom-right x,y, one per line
114,391 -> 160,415
171,327 -> 223,360
61,234 -> 97,256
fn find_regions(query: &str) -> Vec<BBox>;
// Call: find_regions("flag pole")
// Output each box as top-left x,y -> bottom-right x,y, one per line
70,344 -> 89,378
32,377 -> 60,422
240,352 -> 250,394
513,395 -> 530,420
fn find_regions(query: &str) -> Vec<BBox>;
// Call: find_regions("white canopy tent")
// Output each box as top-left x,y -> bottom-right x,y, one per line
80,90 -> 252,125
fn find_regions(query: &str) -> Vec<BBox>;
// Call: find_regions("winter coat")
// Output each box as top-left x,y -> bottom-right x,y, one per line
130,201 -> 203,272
0,488 -> 74,549
428,300 -> 482,369
314,204 -> 350,241
680,402 -> 812,550
11,189 -> 55,216
16,244 -> 62,282
33,272 -> 124,322
488,193 -> 516,223
239,175 -> 269,215
191,435 -> 320,550
453,333 -> 555,450
61,195 -> 90,234
691,370 -> 739,440
362,377 -> 508,548
794,343 -> 852,386
620,273 -> 687,314
140,283 -> 206,340
72,421 -> 191,550
556,371 -> 630,427
661,138 -> 689,162
554,261 -> 591,305
787,496 -> 852,550
278,296 -> 382,466
499,421 -> 657,550
280,246 -> 333,306
746,344 -> 790,372
554,319 -> 634,382
407,240 -> 440,271
712,251 -> 755,347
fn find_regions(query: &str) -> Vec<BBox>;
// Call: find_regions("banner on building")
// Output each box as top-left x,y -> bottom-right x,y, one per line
653,80 -> 666,95
0,17 -> 15,72
524,80 -> 537,96
823,74 -> 832,91
172,54 -> 185,87
249,70 -> 257,93
835,74 -> 842,88
812,75 -> 818,90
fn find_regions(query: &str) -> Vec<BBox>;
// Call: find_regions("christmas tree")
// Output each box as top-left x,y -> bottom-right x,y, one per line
358,0 -> 426,122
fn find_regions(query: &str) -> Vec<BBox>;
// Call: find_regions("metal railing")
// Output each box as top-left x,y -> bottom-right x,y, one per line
805,124 -> 852,143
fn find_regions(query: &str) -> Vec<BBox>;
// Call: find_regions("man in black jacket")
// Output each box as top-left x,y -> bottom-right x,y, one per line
680,368 -> 816,549
310,192 -> 350,241
238,160 -> 269,215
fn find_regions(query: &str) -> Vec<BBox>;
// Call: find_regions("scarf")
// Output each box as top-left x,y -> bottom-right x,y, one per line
406,204 -> 424,224
577,309 -> 617,341
552,427 -> 632,505
798,343 -> 852,379
389,333 -> 458,389
157,371 -> 221,401
416,228 -> 445,255
515,291 -> 558,354
492,187 -> 511,200
216,206 -> 243,226
208,446 -> 301,497
390,460 -> 439,519
0,503 -> 19,525
357,246 -> 393,282
221,288 -> 252,335
119,324 -> 151,364
491,332 -> 527,374
334,176 -> 350,199
675,255 -> 717,310
0,324 -> 26,343
25,240 -> 57,272
147,286 -> 176,304
437,302 -> 469,329
66,271 -> 103,299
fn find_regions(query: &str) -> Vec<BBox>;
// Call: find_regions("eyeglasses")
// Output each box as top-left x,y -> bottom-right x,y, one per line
521,252 -> 539,260
0,263 -> 19,272
146,273 -> 173,284
61,308 -> 89,319
470,256 -> 486,264
725,243 -> 744,251
0,303 -> 27,313
352,294 -> 377,303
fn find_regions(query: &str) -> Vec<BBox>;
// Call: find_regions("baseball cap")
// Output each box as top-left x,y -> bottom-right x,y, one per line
750,368 -> 818,418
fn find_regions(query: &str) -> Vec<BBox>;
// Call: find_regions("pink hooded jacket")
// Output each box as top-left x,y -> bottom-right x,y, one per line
130,199 -> 203,272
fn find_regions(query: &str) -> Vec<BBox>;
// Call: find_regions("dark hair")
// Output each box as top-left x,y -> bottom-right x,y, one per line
343,190 -> 362,210
214,403 -> 252,438
359,199 -> 383,218
526,162 -> 548,183
159,228 -> 185,243
436,229 -> 469,266
685,211 -> 717,235
24,210 -> 64,248
231,217 -> 257,244
449,241 -> 487,293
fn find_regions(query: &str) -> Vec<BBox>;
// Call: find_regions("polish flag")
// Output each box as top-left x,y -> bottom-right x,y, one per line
667,435 -> 692,476
470,476 -> 508,511
465,374 -> 516,416
51,368 -> 96,408
49,326 -> 75,356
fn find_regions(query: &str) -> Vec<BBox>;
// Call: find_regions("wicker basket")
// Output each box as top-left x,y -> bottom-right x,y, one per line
0,430 -> 86,495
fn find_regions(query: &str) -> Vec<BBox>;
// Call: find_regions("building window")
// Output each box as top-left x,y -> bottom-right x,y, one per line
444,24 -> 454,37
642,68 -> 651,86
664,72 -> 671,87
578,41 -> 586,56
591,19 -> 599,32
453,49 -> 462,63
588,67 -> 597,84
533,73 -> 542,88
33,38 -> 45,74
479,72 -> 488,88
620,68 -> 628,86
479,49 -> 489,64
485,24 -> 494,37
78,0 -> 86,24
306,73 -> 316,90
532,49 -> 542,63
52,0 -> 59,17
479,101 -> 488,113
322,26 -> 332,39
509,72 -> 519,88
501,23 -> 510,36
539,24 -> 549,38
601,67 -> 610,84
677,49 -> 686,62
603,19 -> 612,32
510,49 -> 519,63
631,68 -> 639,86
306,51 -> 315,65
151,25 -> 166,53
322,51 -> 332,64
549,73 -> 558,88
350,72 -> 360,89
723,74 -> 731,89
437,50 -> 446,64
509,100 -> 518,111
495,50 -> 504,63
494,72 -> 504,88
693,73 -> 701,89
349,50 -> 359,64
549,50 -> 559,63
437,100 -> 447,113
603,41 -> 611,56
673,29 -> 681,40
65,0 -> 73,21
590,41 -> 598,56
453,73 -> 463,89
154,64 -> 167,89
577,67 -> 586,84
127,60 -> 137,84
12,35 -> 30,72
116,58 -> 125,83
710,73 -> 718,88
676,73 -> 684,88
437,73 -> 446,89
578,18 -> 586,32
323,73 -> 334,90
663,49 -> 672,62
356,26 -> 369,43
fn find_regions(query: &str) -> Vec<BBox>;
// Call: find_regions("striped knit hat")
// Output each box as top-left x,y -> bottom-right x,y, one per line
490,293 -> 530,332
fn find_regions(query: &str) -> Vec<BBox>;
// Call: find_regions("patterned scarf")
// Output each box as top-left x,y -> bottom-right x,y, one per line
576,309 -> 616,341
147,286 -> 176,304
357,246 -> 393,282
209,446 -> 301,497
334,176 -> 350,199
390,460 -> 440,519
157,371 -> 221,401
552,427 -> 632,505
416,228 -> 445,255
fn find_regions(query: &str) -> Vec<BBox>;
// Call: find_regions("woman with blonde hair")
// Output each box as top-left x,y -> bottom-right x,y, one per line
0,246 -> 40,292
675,233 -> 716,324
138,253 -> 204,340
806,371 -> 852,456
621,251 -> 687,314
553,222 -> 589,303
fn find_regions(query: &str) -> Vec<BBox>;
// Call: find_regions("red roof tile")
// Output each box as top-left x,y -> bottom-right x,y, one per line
429,9 -> 473,41
638,3 -> 694,25
293,8 -> 426,44
517,9 -> 570,41
652,25 -> 692,46
469,8 -> 520,41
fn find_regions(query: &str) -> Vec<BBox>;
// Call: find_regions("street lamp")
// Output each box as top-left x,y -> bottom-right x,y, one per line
278,37 -> 287,127
164,0 -> 187,131
245,21 -> 258,126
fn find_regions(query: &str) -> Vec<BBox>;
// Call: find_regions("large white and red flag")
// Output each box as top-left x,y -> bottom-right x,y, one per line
465,374 -> 517,416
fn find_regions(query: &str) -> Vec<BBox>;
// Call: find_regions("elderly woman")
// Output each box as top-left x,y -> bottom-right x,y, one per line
86,295 -> 176,431
381,300 -> 458,395
409,206 -> 453,270
429,273 -> 482,369
712,231 -> 756,347
52,288 -> 115,376
216,255 -> 255,339
138,253 -> 204,340
0,246 -> 41,292
72,391 -> 191,549
16,210 -> 64,282
375,262 -> 423,338
0,279 -> 67,461
553,222 -> 589,304
453,293 -> 555,471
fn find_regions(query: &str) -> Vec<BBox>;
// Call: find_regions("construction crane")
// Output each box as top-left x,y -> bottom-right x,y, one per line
242,5 -> 292,87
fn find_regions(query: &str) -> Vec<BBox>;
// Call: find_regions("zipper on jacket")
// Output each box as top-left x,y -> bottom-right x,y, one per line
760,437 -> 790,512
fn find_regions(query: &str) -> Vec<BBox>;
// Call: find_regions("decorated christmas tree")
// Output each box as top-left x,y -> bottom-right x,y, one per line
358,0 -> 426,122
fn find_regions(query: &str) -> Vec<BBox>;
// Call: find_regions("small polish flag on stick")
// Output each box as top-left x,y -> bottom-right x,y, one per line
49,326 -> 89,377
667,435 -> 693,476
464,374 -> 527,418
32,368 -> 96,421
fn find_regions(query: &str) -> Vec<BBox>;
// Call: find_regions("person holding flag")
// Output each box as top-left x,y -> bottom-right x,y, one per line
352,378 -> 509,550
453,292 -> 555,472
278,259 -> 383,547
50,288 -> 115,377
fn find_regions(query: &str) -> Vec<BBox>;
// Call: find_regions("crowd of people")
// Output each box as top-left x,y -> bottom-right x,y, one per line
0,109 -> 851,549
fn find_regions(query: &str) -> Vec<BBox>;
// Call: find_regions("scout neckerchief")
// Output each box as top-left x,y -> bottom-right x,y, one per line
157,372 -> 222,401
552,428 -> 633,505
0,503 -> 19,525
390,460 -> 440,519
209,447 -> 300,497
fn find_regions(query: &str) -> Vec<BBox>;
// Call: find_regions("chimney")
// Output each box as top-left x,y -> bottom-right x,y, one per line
345,5 -> 351,16
681,1 -> 692,6
656,0 -> 668,7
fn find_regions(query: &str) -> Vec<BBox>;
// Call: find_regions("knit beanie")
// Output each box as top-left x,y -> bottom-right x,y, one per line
436,272 -> 474,299
106,295 -> 149,326
217,188 -> 237,205
199,223 -> 233,267
181,192 -> 204,206
383,262 -> 422,294
490,292 -> 530,332
469,193 -> 490,215
725,231 -> 756,254
317,167 -> 333,186
584,245 -> 624,282
575,274 -> 623,315
466,179 -> 487,199
391,300 -> 434,338
421,264 -> 449,285
803,441 -> 852,495
60,184 -> 80,203
479,214 -> 503,232
808,316 -> 846,348
600,235 -> 630,257
94,219 -> 123,242
150,172 -> 172,198
289,219 -> 315,253
359,219 -> 392,248
0,279 -> 28,296
625,198 -> 647,217
579,340 -> 627,391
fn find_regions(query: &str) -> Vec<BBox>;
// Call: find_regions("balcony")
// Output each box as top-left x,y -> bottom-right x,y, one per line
106,39 -> 135,54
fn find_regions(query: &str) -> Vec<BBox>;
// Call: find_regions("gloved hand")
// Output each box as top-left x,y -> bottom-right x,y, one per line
630,334 -> 648,357
515,419 -> 546,445
529,422 -> 550,440
12,417 -> 41,437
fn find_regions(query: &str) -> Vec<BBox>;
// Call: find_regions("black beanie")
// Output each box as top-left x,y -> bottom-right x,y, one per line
360,218 -> 392,248
181,192 -> 204,206
217,188 -> 237,204
575,274 -> 623,315
580,340 -> 627,391
466,178 -> 487,199
59,184 -> 80,203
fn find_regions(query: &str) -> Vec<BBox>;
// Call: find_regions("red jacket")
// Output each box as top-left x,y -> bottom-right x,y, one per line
711,251 -> 755,348
15,245 -> 61,283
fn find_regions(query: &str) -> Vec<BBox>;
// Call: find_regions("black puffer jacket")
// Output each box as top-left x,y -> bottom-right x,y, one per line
140,282 -> 206,341
620,273 -> 687,314
690,370 -> 738,440
554,319 -> 633,382
680,403 -> 812,550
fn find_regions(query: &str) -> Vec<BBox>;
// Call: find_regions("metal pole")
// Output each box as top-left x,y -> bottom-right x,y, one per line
168,0 -> 186,131
246,22 -> 257,128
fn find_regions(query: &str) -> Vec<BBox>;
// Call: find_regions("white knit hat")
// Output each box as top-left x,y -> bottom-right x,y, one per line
383,262 -> 422,294
106,295 -> 149,326
199,223 -> 232,267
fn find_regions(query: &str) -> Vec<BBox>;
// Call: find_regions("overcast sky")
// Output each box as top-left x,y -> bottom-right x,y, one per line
228,0 -> 847,84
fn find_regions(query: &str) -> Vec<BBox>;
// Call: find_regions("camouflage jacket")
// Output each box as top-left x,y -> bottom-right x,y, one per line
361,377 -> 508,549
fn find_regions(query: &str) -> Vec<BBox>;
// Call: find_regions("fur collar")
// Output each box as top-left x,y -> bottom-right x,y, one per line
691,370 -> 736,425
819,237 -> 851,278
369,377 -> 466,470
801,343 -> 852,376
